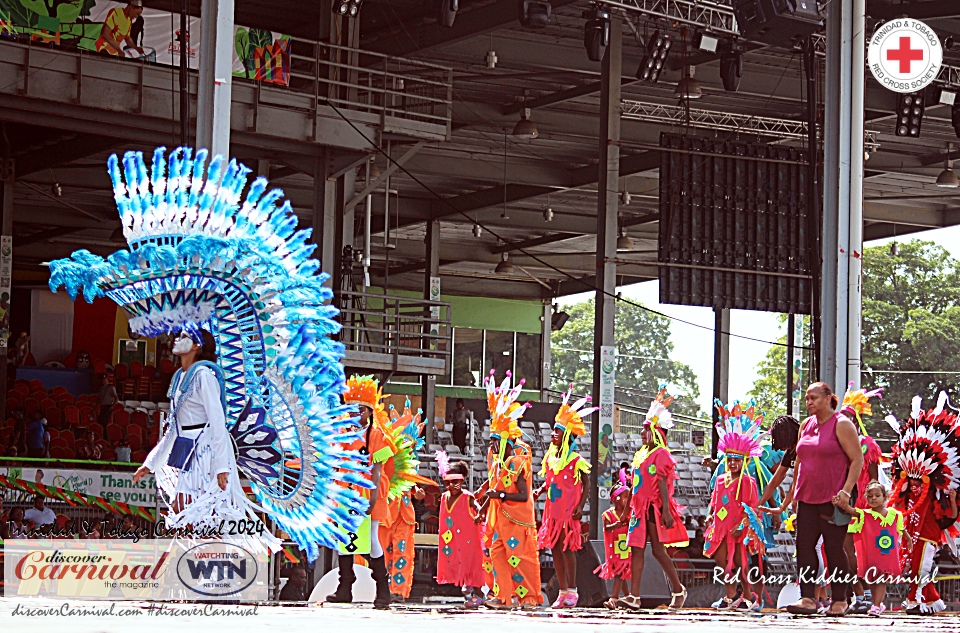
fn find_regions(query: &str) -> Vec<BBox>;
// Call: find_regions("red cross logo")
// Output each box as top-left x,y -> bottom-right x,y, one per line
887,36 -> 924,73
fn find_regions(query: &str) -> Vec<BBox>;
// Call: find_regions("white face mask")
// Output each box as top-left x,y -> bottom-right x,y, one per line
172,335 -> 195,355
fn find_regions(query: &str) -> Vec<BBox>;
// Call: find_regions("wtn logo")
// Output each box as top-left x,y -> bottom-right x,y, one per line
185,560 -> 247,581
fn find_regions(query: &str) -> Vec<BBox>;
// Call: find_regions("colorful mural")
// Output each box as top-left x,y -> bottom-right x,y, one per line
0,0 -> 290,86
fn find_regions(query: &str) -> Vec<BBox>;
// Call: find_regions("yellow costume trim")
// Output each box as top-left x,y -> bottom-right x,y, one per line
540,446 -> 591,483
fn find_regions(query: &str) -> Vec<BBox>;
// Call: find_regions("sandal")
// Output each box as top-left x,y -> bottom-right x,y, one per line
604,598 -> 619,610
785,599 -> 819,615
825,601 -> 848,617
669,585 -> 687,610
616,595 -> 642,611
484,597 -> 512,610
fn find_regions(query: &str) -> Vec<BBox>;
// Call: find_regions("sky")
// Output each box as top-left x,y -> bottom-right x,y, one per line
559,224 -> 960,416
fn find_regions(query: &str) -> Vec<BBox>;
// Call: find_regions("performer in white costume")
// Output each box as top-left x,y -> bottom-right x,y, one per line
134,329 -> 254,529
51,146 -> 372,560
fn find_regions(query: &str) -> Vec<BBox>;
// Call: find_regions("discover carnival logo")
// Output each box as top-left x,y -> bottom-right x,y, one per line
868,18 -> 943,93
4,539 -> 268,601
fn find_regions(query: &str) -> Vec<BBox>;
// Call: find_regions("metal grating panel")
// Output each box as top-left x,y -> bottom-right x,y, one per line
657,132 -> 814,314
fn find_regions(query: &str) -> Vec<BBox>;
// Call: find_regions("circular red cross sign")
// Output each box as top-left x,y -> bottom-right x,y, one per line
868,18 -> 942,93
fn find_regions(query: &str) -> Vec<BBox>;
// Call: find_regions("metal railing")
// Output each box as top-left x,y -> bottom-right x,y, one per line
335,290 -> 452,369
0,32 -> 453,142
283,39 -> 453,139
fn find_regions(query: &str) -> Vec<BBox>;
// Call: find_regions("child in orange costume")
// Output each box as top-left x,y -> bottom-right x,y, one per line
326,375 -> 396,610
380,487 -> 424,602
535,388 -> 594,608
482,371 -> 543,610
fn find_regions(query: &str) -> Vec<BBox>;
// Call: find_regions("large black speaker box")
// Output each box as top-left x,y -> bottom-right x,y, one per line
573,540 -> 609,607
734,0 -> 821,48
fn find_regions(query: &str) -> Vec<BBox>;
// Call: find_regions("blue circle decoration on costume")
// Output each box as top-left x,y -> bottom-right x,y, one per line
876,529 -> 895,555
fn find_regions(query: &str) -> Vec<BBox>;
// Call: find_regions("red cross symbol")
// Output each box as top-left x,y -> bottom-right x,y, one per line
887,36 -> 924,73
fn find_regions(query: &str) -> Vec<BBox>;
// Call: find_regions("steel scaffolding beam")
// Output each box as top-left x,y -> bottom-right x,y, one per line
596,0 -> 738,35
621,100 -> 809,138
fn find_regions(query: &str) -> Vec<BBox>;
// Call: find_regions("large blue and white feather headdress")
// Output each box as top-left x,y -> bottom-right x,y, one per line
49,147 -> 371,559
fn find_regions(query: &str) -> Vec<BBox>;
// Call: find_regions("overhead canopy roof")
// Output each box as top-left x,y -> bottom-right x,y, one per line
8,0 -> 960,301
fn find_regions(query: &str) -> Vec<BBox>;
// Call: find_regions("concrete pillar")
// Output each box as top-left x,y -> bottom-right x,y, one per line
820,0 -> 865,392
711,308 -> 730,457
423,219 -> 440,444
589,18 -> 621,540
0,154 -> 11,420
313,153 -> 337,290
196,0 -> 234,158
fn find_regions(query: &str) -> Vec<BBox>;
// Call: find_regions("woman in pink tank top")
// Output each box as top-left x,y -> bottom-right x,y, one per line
782,382 -> 863,617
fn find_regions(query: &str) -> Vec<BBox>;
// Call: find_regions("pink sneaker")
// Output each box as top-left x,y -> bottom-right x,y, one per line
868,603 -> 886,617
562,592 -> 579,608
551,592 -> 568,609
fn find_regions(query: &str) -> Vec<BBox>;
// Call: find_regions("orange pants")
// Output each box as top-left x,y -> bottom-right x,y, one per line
489,521 -> 542,606
380,520 -> 416,598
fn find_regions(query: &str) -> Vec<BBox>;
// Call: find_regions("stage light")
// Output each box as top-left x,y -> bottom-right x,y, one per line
512,108 -> 538,139
332,0 -> 362,17
675,68 -> 702,100
936,86 -> 956,106
495,253 -> 514,274
636,30 -> 672,82
551,310 -> 570,331
720,48 -> 743,92
519,0 -> 551,29
543,207 -> 554,222
438,0 -> 458,27
938,144 -> 959,188
895,90 -> 924,138
473,223 -> 482,238
937,167 -> 959,188
582,3 -> 611,62
693,31 -> 719,53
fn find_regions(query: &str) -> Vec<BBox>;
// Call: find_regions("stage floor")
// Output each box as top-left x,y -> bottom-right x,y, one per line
2,599 -> 958,631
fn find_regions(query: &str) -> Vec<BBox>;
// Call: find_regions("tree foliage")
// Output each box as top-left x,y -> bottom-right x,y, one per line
861,241 -> 960,426
749,240 -> 960,435
550,299 -> 703,418
747,316 -> 812,420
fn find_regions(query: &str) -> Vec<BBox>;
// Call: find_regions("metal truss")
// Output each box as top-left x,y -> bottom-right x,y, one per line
596,0 -> 739,35
776,34 -> 960,88
621,99 -> 808,139
595,5 -> 960,88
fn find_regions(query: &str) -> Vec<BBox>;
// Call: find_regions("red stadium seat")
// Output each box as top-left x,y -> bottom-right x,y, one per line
106,424 -> 124,443
63,406 -> 80,426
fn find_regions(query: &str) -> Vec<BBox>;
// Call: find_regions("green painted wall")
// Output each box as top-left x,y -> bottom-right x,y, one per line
368,288 -> 544,333
387,382 -> 541,402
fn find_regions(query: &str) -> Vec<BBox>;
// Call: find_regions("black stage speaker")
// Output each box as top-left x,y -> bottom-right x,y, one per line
734,0 -> 821,49
658,132 -> 813,314
576,540 -> 609,607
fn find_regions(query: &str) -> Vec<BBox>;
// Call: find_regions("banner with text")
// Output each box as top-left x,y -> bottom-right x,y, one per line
2,466 -> 157,508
